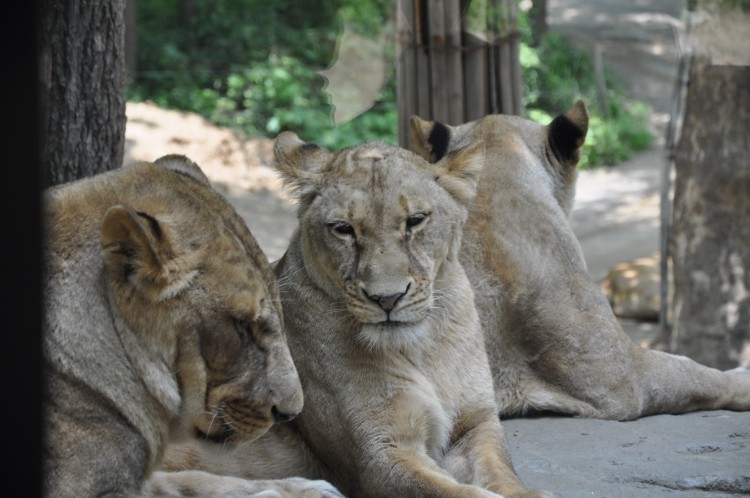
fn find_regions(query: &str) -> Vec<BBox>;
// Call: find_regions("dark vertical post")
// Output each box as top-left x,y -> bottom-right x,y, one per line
445,0 -> 465,124
428,0 -> 449,122
396,0 -> 523,146
397,0 -> 416,146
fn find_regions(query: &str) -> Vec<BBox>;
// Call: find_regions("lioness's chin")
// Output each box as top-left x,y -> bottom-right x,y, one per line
357,321 -> 431,352
194,424 -> 272,446
193,414 -> 272,446
195,426 -> 237,445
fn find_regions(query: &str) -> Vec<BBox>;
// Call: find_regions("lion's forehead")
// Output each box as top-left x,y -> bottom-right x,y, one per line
326,143 -> 425,183
317,179 -> 433,225
222,286 -> 274,320
321,151 -> 436,212
200,248 -> 268,289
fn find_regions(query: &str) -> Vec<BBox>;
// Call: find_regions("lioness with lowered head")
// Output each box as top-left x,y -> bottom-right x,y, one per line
43,155 -> 340,497
162,136 -> 551,497
409,101 -> 750,419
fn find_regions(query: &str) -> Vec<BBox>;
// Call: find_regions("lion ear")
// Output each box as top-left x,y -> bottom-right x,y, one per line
100,205 -> 173,297
547,100 -> 589,168
154,154 -> 211,185
409,116 -> 452,163
433,143 -> 484,206
273,131 -> 332,201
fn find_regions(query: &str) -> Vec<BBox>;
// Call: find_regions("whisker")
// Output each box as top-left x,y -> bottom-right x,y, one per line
206,406 -> 223,435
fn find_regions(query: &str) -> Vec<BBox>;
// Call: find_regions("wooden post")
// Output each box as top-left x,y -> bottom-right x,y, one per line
396,0 -> 523,146
508,0 -> 524,115
494,0 -> 513,114
414,0 -> 431,119
396,0 -> 416,147
593,44 -> 609,119
463,30 -> 489,122
445,0 -> 465,124
428,0 -> 449,122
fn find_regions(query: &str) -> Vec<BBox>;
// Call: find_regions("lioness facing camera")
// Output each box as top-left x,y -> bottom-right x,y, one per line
162,136 -> 551,497
409,101 -> 750,419
43,155 -> 340,497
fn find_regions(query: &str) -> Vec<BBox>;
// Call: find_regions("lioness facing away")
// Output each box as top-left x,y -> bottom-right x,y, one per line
409,101 -> 750,419
43,155 -> 340,497
162,136 -> 551,497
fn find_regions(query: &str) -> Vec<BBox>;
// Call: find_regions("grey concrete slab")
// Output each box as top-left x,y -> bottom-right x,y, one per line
504,411 -> 750,498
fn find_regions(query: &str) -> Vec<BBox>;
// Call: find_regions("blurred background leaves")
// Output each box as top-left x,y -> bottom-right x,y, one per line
127,0 -> 652,167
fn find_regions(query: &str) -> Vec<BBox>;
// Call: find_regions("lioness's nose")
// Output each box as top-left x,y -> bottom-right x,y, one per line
271,405 -> 298,424
367,290 -> 406,312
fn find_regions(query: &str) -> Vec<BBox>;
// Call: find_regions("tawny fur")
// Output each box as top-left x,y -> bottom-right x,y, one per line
43,155 -> 339,497
163,103 -> 750,498
162,136 -> 551,498
410,101 -> 750,420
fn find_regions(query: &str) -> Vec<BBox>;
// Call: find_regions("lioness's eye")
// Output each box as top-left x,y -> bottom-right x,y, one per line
234,319 -> 254,342
406,212 -> 429,230
328,221 -> 355,237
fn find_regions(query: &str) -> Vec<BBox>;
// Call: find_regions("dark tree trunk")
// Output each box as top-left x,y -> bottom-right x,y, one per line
38,0 -> 127,187
669,60 -> 750,369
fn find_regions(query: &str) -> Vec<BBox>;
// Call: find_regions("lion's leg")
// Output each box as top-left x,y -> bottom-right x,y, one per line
633,348 -> 750,417
359,445 -> 504,498
442,412 -> 553,498
496,279 -> 750,420
518,346 -> 750,420
518,336 -> 750,420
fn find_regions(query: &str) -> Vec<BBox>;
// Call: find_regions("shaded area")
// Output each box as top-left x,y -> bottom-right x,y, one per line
548,0 -> 684,119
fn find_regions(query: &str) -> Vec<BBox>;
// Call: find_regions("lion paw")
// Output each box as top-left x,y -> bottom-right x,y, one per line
267,477 -> 345,497
143,471 -> 344,497
507,490 -> 556,498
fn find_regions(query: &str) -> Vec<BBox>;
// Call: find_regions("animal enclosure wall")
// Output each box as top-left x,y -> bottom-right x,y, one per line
395,0 -> 524,147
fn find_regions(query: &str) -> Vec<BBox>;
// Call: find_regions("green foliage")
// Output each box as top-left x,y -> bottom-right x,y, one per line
338,0 -> 394,36
209,54 -> 331,137
519,12 -> 653,169
530,101 -> 652,169
128,0 -> 394,150
129,0 -> 342,113
583,102 -> 653,168
696,0 -> 750,11
128,1 -> 652,164
314,80 -> 398,149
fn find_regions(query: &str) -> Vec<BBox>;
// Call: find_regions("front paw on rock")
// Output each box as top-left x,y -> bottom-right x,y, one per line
506,490 -> 556,498
284,478 -> 345,497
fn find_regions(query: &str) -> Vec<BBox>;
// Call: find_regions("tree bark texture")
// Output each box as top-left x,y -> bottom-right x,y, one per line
670,61 -> 750,369
39,0 -> 127,187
